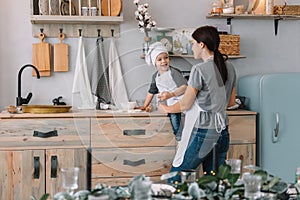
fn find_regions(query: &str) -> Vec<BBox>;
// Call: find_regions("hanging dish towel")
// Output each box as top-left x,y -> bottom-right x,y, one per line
109,37 -> 129,108
86,36 -> 111,105
72,36 -> 95,109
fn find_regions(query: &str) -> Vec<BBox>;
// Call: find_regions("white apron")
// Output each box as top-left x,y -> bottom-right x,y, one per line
172,101 -> 226,167
155,70 -> 182,106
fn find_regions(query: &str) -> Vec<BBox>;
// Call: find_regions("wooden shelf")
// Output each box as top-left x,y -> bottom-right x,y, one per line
30,15 -> 123,25
30,0 -> 123,37
169,54 -> 246,59
207,13 -> 300,35
206,13 -> 300,20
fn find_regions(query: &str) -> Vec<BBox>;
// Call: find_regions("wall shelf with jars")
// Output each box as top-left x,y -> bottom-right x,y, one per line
207,13 -> 300,36
207,0 -> 300,35
30,0 -> 123,37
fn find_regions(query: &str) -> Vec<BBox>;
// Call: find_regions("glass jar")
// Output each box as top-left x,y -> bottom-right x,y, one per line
223,0 -> 234,14
266,0 -> 274,15
211,0 -> 222,14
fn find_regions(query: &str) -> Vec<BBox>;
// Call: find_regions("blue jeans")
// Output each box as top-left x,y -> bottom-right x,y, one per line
168,113 -> 182,141
169,126 -> 230,182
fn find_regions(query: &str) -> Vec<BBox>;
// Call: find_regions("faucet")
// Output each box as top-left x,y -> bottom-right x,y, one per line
16,64 -> 40,107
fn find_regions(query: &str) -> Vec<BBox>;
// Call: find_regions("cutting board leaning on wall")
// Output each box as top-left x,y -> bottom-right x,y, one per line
54,32 -> 68,72
32,32 -> 51,76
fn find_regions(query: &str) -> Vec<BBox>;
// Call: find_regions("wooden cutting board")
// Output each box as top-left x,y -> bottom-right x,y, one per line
32,33 -> 51,76
54,33 -> 68,72
101,0 -> 122,16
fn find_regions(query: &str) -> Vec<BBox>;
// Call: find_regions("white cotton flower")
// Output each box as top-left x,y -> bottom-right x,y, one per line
139,21 -> 145,26
146,24 -> 152,29
134,1 -> 155,34
139,27 -> 145,33
144,13 -> 151,20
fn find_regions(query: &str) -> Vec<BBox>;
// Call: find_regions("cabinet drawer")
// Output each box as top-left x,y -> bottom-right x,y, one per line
0,118 -> 90,149
91,117 -> 175,148
91,146 -> 175,185
228,115 -> 256,143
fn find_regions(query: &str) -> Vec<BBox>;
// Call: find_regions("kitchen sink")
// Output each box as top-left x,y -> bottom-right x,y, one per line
22,105 -> 72,114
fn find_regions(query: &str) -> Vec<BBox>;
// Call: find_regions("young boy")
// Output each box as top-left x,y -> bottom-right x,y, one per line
141,42 -> 187,140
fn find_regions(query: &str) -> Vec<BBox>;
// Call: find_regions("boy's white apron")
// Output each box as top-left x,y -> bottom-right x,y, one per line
155,70 -> 181,106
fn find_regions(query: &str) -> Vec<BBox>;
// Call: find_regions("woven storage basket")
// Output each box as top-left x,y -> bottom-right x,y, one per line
273,5 -> 300,15
219,34 -> 240,55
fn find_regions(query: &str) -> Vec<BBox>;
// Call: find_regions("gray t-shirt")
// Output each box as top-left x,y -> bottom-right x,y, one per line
188,60 -> 236,129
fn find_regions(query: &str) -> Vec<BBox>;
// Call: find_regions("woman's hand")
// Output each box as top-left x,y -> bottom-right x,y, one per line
158,91 -> 174,102
158,103 -> 168,114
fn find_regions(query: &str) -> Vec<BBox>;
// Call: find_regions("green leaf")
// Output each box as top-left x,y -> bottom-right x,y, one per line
198,175 -> 218,186
227,173 -> 240,187
262,176 -> 279,191
254,170 -> 268,184
217,164 -> 231,180
40,194 -> 50,200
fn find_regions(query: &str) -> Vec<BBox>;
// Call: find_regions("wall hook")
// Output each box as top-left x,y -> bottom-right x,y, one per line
111,29 -> 114,37
59,28 -> 63,34
40,28 -> 44,33
97,29 -> 101,37
79,29 -> 82,37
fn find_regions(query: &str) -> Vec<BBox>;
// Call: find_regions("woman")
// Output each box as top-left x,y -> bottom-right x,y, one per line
158,26 -> 236,180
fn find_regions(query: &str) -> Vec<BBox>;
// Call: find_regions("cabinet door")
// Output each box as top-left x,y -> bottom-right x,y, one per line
45,148 -> 87,197
0,150 -> 45,200
227,144 -> 256,172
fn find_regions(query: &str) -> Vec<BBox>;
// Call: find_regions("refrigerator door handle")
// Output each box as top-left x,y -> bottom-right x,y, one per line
272,112 -> 279,143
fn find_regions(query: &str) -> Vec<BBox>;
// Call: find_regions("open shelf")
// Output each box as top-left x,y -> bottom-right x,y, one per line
30,15 -> 123,25
169,54 -> 246,59
207,13 -> 300,35
207,13 -> 300,20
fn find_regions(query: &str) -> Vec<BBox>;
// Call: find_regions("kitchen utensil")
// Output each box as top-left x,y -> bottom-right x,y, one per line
39,0 -> 49,15
60,0 -> 76,15
50,0 -> 60,15
101,0 -> 122,16
54,32 -> 69,72
32,32 -> 51,76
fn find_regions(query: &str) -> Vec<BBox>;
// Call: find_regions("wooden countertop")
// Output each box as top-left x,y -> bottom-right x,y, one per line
0,109 -> 256,119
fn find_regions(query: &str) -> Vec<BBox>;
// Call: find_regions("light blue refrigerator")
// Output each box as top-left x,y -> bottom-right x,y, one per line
238,73 -> 300,183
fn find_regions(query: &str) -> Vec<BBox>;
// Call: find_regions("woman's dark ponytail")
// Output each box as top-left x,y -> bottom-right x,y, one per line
192,26 -> 228,84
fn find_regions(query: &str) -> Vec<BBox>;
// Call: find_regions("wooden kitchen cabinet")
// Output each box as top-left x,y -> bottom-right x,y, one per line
0,117 -> 90,199
0,109 -> 256,196
90,116 -> 176,186
227,110 -> 257,169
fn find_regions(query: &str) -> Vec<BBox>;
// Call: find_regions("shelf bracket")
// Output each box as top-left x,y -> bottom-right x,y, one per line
227,17 -> 233,25
274,18 -> 282,36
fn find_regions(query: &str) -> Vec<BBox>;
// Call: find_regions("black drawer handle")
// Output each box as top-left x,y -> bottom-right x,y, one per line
34,156 -> 40,179
33,130 -> 58,138
51,156 -> 58,178
123,159 -> 145,166
123,129 -> 145,136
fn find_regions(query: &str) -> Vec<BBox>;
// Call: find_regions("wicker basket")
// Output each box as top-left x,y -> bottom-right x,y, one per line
273,5 -> 300,15
219,34 -> 240,55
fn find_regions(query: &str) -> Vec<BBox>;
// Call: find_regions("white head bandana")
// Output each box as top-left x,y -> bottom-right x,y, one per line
145,42 -> 168,66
